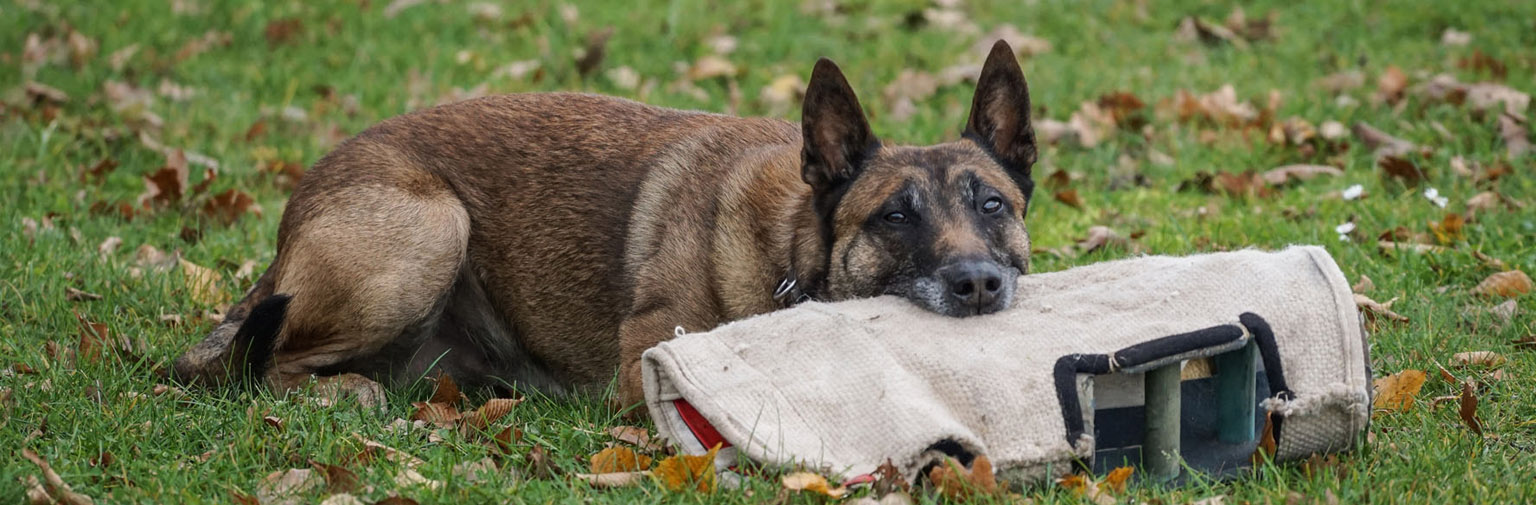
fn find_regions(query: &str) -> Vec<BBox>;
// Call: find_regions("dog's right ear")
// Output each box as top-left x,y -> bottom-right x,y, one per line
801,58 -> 878,193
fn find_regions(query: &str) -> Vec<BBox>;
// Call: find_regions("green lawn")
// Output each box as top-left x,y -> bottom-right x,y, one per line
4,0 -> 1535,503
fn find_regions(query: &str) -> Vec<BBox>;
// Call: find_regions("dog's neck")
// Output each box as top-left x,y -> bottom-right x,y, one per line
774,187 -> 829,309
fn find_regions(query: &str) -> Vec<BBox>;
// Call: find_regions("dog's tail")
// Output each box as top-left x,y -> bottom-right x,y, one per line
229,294 -> 292,383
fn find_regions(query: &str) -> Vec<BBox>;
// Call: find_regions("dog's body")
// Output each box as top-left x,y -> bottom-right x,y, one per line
173,42 -> 1040,408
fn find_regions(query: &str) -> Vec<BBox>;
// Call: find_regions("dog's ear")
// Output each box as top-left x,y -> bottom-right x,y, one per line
801,58 -> 878,192
964,40 -> 1037,175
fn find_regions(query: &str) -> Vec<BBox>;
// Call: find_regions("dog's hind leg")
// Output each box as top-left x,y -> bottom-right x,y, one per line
261,149 -> 472,403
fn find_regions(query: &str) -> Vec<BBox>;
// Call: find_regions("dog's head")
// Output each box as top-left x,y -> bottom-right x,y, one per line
804,41 -> 1036,317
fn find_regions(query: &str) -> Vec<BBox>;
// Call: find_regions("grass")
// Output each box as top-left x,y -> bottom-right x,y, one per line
3,0 -> 1535,503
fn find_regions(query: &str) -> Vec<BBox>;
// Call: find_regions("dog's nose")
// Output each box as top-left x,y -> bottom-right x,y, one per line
939,260 -> 1007,315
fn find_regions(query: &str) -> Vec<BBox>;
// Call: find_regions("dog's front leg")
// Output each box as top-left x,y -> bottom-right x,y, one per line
616,300 -> 718,416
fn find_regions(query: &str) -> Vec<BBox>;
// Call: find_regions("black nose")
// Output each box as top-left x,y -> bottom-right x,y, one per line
939,260 -> 1007,315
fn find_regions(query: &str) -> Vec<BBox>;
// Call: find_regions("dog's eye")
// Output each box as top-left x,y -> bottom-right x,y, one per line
980,197 -> 1003,214
883,211 -> 909,224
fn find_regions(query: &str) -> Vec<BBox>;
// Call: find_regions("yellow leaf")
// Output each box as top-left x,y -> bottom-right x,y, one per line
1372,369 -> 1427,413
652,444 -> 720,493
179,258 -> 225,306
930,455 -> 998,500
781,471 -> 847,498
590,446 -> 653,474
1102,466 -> 1134,494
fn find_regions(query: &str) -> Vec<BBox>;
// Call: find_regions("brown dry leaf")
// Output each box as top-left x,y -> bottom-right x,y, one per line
353,436 -> 426,468
460,397 -> 521,433
1353,122 -> 1419,157
428,374 -> 463,406
75,312 -> 110,366
1212,171 -> 1274,198
1250,410 -> 1277,463
26,81 -> 70,105
1472,270 -> 1533,298
258,468 -> 322,504
687,54 -> 737,81
262,415 -> 283,431
608,425 -> 661,451
1376,66 -> 1409,104
1096,91 -> 1146,127
1428,212 -> 1465,245
410,401 -> 460,429
1067,100 -> 1117,147
310,460 -> 360,495
1377,156 -> 1426,185
263,18 -> 304,46
138,151 -> 190,207
525,444 -> 557,479
759,74 -> 805,115
65,287 -> 102,302
1077,226 -> 1137,254
179,258 -> 225,306
1372,369 -> 1427,413
373,496 -> 420,505
781,471 -> 847,498
394,468 -> 442,490
1458,381 -> 1483,436
1499,113 -> 1530,159
452,457 -> 499,483
1175,16 -> 1247,48
1451,351 -> 1506,368
1102,466 -> 1134,494
1355,293 -> 1409,325
575,471 -> 650,488
318,494 -> 365,505
1261,164 -> 1342,186
872,458 -> 910,496
652,444 -> 720,493
1054,189 -> 1084,210
1352,275 -> 1375,294
21,448 -> 95,505
492,426 -> 521,455
575,27 -> 614,77
201,189 -> 261,225
1170,85 -> 1259,126
590,446 -> 653,474
928,454 -> 998,500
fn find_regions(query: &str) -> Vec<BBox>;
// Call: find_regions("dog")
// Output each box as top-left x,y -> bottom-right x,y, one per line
172,40 -> 1039,410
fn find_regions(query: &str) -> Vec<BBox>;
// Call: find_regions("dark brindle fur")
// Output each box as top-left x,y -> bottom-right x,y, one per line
173,41 -> 1040,409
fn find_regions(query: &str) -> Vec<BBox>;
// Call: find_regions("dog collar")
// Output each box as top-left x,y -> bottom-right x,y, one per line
773,271 -> 812,307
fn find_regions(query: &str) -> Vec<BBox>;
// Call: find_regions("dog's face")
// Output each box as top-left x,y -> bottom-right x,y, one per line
803,41 -> 1037,317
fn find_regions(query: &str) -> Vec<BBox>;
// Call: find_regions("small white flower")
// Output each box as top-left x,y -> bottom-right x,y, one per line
1342,184 -> 1364,200
1423,187 -> 1448,208
1335,221 -> 1356,242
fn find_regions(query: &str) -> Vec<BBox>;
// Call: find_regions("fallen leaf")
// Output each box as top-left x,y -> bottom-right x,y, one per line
263,18 -> 304,46
1102,466 -> 1134,494
652,444 -> 720,493
1315,70 -> 1365,93
66,287 -> 102,302
1262,164 -> 1342,186
310,460 -> 360,494
201,189 -> 261,225
263,415 -> 284,431
608,425 -> 662,451
179,258 -> 225,306
1472,270 -> 1532,298
1077,226 -> 1137,254
1441,28 -> 1472,46
353,436 -> 426,468
1355,294 -> 1409,325
409,401 -> 460,429
452,457 -> 499,483
590,446 -> 653,474
575,27 -> 614,77
526,444 -> 557,479
75,312 -> 112,366
1428,212 -> 1465,244
21,448 -> 95,505
1457,49 -> 1509,80
1451,351 -> 1506,368
1353,122 -> 1419,157
428,374 -> 462,406
759,74 -> 805,114
872,458 -> 909,495
1376,66 -> 1408,104
1352,275 -> 1374,294
1377,156 -> 1427,185
1054,189 -> 1084,209
1458,380 -> 1483,436
373,497 -> 420,505
460,397 -> 521,434
687,55 -> 736,81
929,454 -> 998,500
781,471 -> 848,498
575,471 -> 650,488
318,494 -> 365,505
1175,16 -> 1247,48
1499,113 -> 1530,159
258,468 -> 322,504
138,151 -> 190,207
393,468 -> 442,490
1372,369 -> 1427,413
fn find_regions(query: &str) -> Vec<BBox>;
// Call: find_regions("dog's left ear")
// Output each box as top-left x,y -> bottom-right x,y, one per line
964,40 -> 1038,176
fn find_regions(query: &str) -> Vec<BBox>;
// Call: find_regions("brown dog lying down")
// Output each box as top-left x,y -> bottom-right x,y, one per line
172,41 -> 1040,410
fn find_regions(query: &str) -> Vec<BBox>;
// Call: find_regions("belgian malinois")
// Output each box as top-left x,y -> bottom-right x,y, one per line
173,41 -> 1038,410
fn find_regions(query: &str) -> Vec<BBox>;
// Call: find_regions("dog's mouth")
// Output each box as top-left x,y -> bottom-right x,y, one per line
904,264 -> 1021,317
